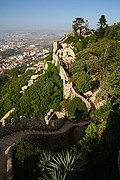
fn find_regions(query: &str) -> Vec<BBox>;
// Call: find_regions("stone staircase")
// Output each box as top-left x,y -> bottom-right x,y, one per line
0,119 -> 92,180
0,129 -> 47,180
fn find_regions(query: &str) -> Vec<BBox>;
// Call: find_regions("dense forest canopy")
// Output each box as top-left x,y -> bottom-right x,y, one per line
0,63 -> 63,120
15,63 -> 63,120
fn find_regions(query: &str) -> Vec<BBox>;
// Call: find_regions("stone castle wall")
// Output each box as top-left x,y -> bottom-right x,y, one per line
53,40 -> 91,111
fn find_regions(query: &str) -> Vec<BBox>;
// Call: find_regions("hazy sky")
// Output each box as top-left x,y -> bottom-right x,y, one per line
0,0 -> 120,32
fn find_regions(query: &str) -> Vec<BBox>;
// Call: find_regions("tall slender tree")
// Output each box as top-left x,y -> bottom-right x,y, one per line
97,15 -> 108,29
96,15 -> 108,39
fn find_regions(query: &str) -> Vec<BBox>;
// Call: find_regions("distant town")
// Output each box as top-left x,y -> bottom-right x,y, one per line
0,31 -> 64,74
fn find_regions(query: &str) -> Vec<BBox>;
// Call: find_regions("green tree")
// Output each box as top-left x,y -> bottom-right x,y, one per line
96,15 -> 108,39
80,122 -> 100,157
73,17 -> 85,35
13,139 -> 41,180
71,71 -> 92,93
67,97 -> 88,120
80,104 -> 111,158
97,15 -> 108,29
15,64 -> 63,120
105,22 -> 120,40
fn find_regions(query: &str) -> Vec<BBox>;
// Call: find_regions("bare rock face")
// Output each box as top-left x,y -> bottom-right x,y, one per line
57,43 -> 75,67
31,74 -> 40,80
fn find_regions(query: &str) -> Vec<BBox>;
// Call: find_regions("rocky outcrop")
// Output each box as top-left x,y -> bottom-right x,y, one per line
57,43 -> 75,66
53,42 -> 75,68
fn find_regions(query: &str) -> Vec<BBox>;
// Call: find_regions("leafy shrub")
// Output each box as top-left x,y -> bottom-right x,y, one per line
0,69 -> 34,119
65,34 -> 82,44
71,71 -> 92,93
80,104 -> 120,180
13,141 -> 86,180
12,138 -> 41,180
67,97 -> 88,120
80,104 -> 111,158
15,64 -> 63,120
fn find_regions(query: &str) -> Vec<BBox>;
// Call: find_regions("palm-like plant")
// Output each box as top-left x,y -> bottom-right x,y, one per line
38,149 -> 85,180
38,150 -> 54,180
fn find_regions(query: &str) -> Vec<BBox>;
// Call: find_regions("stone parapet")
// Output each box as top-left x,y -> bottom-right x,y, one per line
0,108 -> 15,127
52,39 -> 91,112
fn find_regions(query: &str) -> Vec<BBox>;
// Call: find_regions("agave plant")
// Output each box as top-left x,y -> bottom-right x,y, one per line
38,149 -> 85,180
38,150 -> 54,179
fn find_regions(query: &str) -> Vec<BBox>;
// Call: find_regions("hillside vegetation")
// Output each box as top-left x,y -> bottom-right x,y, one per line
0,63 -> 63,121
15,63 -> 63,120
1,17 -> 120,180
67,21 -> 120,180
